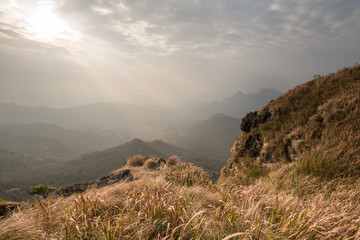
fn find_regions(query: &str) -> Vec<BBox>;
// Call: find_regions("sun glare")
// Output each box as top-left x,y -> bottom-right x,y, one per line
27,5 -> 68,40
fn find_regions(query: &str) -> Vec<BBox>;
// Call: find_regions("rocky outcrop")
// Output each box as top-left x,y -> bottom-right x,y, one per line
240,109 -> 271,132
57,169 -> 133,197
95,169 -> 133,188
0,202 -> 20,217
244,133 -> 261,157
146,158 -> 166,170
58,183 -> 93,197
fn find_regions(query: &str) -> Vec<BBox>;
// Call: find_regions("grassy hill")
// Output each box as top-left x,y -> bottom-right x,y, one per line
1,66 -> 360,239
220,65 -> 360,185
0,138 -> 221,201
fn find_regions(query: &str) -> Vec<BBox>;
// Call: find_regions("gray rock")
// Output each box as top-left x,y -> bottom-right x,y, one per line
57,169 -> 133,197
244,133 -> 261,157
241,109 -> 271,132
0,202 -> 20,217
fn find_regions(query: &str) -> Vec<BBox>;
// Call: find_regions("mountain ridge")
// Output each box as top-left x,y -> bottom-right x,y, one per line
1,66 -> 360,239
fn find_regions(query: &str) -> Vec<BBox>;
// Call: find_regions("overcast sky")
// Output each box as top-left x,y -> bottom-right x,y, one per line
0,0 -> 359,108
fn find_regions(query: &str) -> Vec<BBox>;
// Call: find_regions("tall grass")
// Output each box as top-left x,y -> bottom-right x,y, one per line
222,65 -> 360,184
1,160 -> 360,239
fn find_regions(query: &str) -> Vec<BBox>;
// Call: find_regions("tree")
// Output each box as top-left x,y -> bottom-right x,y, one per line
28,184 -> 58,198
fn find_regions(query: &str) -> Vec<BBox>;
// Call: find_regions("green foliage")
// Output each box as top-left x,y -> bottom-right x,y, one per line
28,184 -> 58,198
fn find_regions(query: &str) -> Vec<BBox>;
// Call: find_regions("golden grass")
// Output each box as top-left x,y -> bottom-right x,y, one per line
221,65 -> 360,184
126,154 -> 154,167
166,155 -> 180,167
1,159 -> 360,239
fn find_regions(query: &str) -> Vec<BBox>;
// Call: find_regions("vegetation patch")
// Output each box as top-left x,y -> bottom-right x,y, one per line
126,154 -> 154,167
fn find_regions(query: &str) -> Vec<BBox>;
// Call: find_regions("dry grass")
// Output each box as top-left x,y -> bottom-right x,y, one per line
222,65 -> 360,184
166,155 -> 180,167
126,154 -> 154,167
1,161 -> 360,239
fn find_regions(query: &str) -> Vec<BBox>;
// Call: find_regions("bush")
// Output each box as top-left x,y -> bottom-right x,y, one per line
28,184 -> 58,198
166,155 -> 179,166
144,158 -> 159,170
126,154 -> 153,167
164,161 -> 211,187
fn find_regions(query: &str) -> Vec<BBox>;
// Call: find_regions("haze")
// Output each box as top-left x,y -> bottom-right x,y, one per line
1,0 -> 359,108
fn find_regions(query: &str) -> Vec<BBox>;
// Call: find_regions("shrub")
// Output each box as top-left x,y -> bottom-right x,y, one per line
126,154 -> 153,167
166,155 -> 180,166
28,184 -> 58,198
144,158 -> 159,170
164,161 -> 211,187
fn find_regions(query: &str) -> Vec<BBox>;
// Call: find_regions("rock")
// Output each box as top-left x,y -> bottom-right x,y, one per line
241,109 -> 271,132
241,111 -> 258,132
148,158 -> 167,170
156,158 -> 166,165
58,183 -> 92,197
57,169 -> 133,197
0,202 -> 20,217
257,110 -> 272,125
95,169 -> 133,188
244,133 -> 261,157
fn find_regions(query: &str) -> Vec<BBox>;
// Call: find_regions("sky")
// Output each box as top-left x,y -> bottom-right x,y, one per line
0,0 -> 359,108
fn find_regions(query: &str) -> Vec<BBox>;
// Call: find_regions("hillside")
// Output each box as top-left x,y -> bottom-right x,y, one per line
172,113 -> 241,159
0,138 -> 221,201
220,65 -> 360,185
1,66 -> 360,239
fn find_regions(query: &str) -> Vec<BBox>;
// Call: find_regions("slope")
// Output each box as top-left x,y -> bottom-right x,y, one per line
0,138 -> 219,201
220,65 -> 360,185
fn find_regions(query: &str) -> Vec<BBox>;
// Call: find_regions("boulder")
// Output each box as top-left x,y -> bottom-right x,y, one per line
59,183 -> 92,197
241,109 -> 271,132
241,111 -> 258,132
0,202 -> 20,217
244,133 -> 261,157
95,169 -> 133,188
57,169 -> 133,197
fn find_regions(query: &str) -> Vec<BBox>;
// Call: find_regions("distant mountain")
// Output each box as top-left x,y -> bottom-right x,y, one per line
0,89 -> 281,141
0,138 -> 222,201
0,123 -> 127,159
171,113 -> 241,159
196,88 -> 282,119
0,103 -> 182,140
0,147 -> 45,174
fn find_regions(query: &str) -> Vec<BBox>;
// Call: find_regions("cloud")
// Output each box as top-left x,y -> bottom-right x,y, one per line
0,0 -> 359,107
54,0 -> 360,60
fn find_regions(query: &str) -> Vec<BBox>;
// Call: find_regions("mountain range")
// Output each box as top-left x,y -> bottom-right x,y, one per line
0,88 -> 282,201
1,66 -> 360,239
